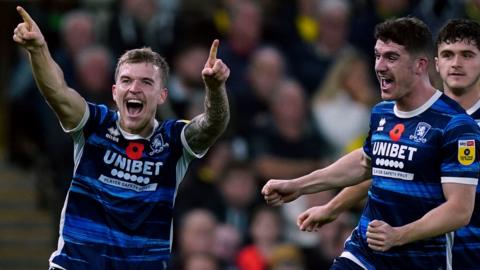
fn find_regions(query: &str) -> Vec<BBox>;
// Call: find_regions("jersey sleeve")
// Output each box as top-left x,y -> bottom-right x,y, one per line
176,120 -> 208,158
171,120 -> 208,159
63,102 -> 112,137
441,114 -> 480,185
61,102 -> 89,134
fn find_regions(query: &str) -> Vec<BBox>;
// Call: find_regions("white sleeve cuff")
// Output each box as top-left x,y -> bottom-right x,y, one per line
441,177 -> 478,185
363,149 -> 371,160
61,102 -> 90,134
180,124 -> 208,159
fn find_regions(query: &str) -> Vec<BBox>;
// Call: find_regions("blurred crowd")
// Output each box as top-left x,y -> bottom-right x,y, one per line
3,0 -> 480,269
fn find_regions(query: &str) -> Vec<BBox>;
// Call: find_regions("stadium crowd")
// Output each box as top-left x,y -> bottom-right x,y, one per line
4,0 -> 480,269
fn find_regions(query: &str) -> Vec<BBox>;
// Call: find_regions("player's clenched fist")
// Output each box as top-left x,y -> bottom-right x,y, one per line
262,179 -> 300,206
13,6 -> 46,51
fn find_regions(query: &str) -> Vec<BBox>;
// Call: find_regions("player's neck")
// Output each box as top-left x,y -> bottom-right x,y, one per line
118,119 -> 157,139
396,79 -> 436,112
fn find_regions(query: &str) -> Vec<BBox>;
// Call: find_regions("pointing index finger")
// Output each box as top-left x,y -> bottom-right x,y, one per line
208,39 -> 219,62
17,6 -> 33,30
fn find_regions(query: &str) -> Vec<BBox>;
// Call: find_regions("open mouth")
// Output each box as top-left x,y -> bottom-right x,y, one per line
125,99 -> 144,116
380,77 -> 394,89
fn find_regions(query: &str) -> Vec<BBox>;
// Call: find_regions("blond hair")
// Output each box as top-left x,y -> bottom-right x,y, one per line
114,47 -> 169,86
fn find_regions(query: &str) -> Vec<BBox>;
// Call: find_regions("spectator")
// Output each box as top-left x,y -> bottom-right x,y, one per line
236,207 -> 283,270
183,252 -> 220,270
249,78 -> 332,182
311,50 -> 377,157
212,223 -> 242,270
289,0 -> 353,95
232,45 -> 287,137
219,0 -> 264,94
170,208 -> 219,269
218,161 -> 262,237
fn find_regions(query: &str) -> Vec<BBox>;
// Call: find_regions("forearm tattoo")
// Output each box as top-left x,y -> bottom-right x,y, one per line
185,85 -> 230,153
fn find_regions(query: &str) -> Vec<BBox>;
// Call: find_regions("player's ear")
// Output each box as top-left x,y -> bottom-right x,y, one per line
157,88 -> 168,105
416,57 -> 429,74
112,84 -> 117,103
434,57 -> 439,73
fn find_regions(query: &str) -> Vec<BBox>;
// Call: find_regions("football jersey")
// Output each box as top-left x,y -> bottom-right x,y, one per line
342,91 -> 480,270
49,103 -> 203,269
452,100 -> 480,270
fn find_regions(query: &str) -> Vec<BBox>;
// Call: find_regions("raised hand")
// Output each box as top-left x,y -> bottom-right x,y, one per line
202,39 -> 230,90
262,179 -> 300,206
13,6 -> 46,51
297,204 -> 338,232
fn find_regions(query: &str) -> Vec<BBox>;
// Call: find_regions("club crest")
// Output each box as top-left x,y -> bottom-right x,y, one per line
149,133 -> 169,155
409,122 -> 431,143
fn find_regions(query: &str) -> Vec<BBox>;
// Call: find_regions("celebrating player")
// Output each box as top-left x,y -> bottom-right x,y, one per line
262,17 -> 480,269
13,6 -> 230,270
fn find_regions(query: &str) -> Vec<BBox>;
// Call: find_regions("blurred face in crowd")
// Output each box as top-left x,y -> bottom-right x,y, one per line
76,48 -> 111,94
248,47 -> 285,101
122,0 -> 156,22
184,254 -> 219,270
212,225 -> 241,262
113,62 -> 167,136
272,81 -> 306,125
436,40 -> 480,96
175,46 -> 209,87
221,167 -> 257,209
342,57 -> 375,104
62,13 -> 95,55
179,210 -> 217,256
251,208 -> 281,244
317,1 -> 350,54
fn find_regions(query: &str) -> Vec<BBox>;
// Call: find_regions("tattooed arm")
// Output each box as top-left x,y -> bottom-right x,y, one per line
184,39 -> 230,153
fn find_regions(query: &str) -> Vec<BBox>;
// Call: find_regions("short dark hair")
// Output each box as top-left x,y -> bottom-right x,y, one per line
114,47 -> 169,86
375,17 -> 434,58
436,19 -> 480,51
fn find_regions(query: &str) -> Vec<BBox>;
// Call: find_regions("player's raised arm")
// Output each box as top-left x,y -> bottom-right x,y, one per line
13,6 -> 86,130
184,39 -> 230,153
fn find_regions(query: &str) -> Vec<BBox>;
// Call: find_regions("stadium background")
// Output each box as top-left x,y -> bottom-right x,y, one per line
0,0 -> 477,269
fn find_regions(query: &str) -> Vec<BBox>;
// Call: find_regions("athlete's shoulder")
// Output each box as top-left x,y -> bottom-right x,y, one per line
470,108 -> 480,119
371,100 -> 395,114
432,93 -> 467,116
87,102 -> 118,125
468,100 -> 480,121
157,119 -> 189,132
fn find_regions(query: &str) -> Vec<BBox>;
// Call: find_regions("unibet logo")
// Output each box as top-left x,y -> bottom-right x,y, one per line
103,150 -> 163,175
372,141 -> 417,161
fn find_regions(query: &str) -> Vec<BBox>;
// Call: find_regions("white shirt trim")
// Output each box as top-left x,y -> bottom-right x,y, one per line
362,149 -> 371,160
394,90 -> 442,118
340,251 -> 368,270
445,231 -> 454,270
466,98 -> 480,115
116,112 -> 159,141
62,102 -> 90,133
441,177 -> 478,185
180,123 -> 208,159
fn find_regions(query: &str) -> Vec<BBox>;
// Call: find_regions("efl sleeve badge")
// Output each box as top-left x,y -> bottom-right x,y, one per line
458,140 -> 475,166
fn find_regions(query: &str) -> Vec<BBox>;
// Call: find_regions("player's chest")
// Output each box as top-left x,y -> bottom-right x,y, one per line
370,117 -> 442,168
